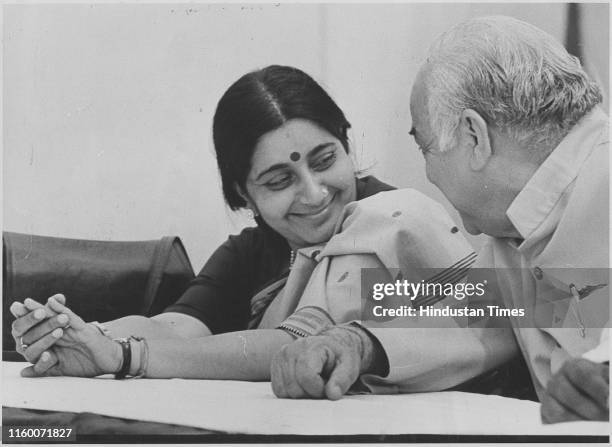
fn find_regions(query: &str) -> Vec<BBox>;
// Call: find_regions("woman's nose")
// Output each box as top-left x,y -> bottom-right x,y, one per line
298,176 -> 329,206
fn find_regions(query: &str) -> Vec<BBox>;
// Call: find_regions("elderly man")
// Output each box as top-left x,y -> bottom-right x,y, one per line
270,16 -> 609,423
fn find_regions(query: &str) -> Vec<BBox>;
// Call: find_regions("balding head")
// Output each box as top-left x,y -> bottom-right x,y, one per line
420,16 -> 602,155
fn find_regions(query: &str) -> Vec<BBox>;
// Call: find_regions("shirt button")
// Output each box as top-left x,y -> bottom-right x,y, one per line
533,267 -> 543,280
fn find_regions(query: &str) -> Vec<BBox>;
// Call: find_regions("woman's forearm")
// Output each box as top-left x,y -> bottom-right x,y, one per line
103,315 -> 183,339
104,313 -> 212,340
142,329 -> 295,380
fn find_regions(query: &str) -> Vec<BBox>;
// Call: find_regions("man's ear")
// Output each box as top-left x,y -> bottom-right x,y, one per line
460,109 -> 492,171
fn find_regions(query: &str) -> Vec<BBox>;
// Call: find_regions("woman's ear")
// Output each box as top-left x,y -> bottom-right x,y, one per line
235,183 -> 258,215
343,139 -> 361,176
460,109 -> 492,171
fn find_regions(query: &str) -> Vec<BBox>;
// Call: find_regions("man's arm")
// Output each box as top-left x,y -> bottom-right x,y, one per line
271,325 -> 386,400
541,358 -> 609,423
270,323 -> 518,399
540,329 -> 610,423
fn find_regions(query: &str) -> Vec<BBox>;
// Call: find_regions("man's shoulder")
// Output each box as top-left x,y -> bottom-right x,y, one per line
537,141 -> 608,269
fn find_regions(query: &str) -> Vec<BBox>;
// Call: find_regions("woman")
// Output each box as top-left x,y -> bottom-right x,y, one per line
10,65 -> 474,380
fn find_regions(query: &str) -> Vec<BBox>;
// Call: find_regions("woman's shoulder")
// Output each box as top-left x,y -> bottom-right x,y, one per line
355,175 -> 395,200
322,187 -> 473,267
223,224 -> 289,265
348,187 -> 450,225
201,225 -> 287,281
226,225 -> 284,250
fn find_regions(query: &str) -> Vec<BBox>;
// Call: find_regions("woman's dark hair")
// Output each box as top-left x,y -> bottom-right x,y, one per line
213,65 -> 351,210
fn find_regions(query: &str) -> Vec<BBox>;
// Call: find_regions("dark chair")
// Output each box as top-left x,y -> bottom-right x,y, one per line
3,232 -> 195,351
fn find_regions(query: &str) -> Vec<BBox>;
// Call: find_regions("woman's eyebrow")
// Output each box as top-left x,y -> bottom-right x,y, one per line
254,142 -> 336,181
307,142 -> 336,158
254,163 -> 289,182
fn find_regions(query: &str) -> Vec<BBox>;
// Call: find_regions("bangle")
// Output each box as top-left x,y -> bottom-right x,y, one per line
126,336 -> 149,379
114,338 -> 131,380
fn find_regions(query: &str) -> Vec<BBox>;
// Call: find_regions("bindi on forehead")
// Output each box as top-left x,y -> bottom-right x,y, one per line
289,152 -> 301,162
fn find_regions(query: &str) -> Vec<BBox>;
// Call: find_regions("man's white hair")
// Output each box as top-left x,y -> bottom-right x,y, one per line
424,15 -> 602,152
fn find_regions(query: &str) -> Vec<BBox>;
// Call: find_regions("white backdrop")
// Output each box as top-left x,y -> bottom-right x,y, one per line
3,3 -> 609,270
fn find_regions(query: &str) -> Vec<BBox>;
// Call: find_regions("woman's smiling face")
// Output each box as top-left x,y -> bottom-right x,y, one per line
243,118 -> 357,248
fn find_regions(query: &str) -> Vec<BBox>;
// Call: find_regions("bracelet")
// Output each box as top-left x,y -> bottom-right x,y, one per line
126,336 -> 149,379
114,338 -> 131,380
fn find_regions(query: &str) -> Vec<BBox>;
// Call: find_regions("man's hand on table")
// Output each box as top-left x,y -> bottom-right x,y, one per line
541,357 -> 609,423
271,325 -> 386,400
10,294 -> 122,378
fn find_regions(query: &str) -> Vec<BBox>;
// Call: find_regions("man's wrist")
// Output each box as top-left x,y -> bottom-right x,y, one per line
345,325 -> 387,375
323,325 -> 387,376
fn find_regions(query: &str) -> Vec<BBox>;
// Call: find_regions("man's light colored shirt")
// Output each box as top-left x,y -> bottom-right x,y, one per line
494,107 -> 609,398
362,107 -> 609,397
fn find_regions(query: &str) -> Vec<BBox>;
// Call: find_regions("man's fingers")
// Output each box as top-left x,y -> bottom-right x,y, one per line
280,351 -> 309,399
324,347 -> 360,401
271,344 -> 307,399
548,372 -> 607,420
541,392 -> 583,424
565,359 -> 609,410
23,328 -> 64,363
295,349 -> 327,398
601,363 -> 610,383
270,349 -> 288,398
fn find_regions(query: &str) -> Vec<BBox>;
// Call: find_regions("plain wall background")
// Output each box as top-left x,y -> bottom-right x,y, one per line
4,3 -> 609,270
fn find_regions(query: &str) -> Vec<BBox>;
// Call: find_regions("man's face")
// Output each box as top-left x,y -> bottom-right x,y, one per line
409,73 -> 487,236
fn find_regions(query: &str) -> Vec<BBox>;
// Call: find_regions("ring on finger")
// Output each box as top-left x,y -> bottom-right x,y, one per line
20,336 -> 29,350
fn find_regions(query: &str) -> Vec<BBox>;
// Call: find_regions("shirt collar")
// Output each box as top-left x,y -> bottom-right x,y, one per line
506,107 -> 609,241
